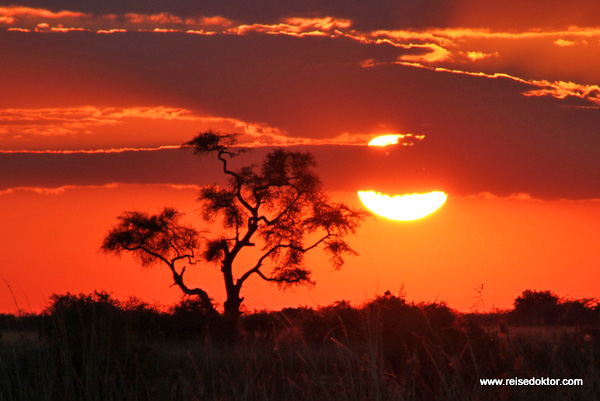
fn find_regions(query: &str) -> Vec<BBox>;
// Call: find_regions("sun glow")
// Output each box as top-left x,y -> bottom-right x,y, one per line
358,190 -> 448,221
368,134 -> 403,146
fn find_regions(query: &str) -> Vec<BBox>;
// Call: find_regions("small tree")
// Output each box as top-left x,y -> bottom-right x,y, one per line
102,132 -> 365,324
512,289 -> 560,325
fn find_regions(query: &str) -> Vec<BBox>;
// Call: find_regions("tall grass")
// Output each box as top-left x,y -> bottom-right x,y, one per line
1,292 -> 598,400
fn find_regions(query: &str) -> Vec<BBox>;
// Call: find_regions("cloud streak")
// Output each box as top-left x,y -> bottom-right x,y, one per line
0,106 -> 287,146
1,105 -> 423,151
3,6 -> 600,108
465,192 -> 600,203
0,182 -> 203,196
3,4 -> 600,40
0,146 -> 182,155
371,61 -> 600,107
0,6 -> 350,36
3,182 -> 599,204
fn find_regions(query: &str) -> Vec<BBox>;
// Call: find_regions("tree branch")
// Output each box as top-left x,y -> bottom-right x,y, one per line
235,232 -> 332,288
216,150 -> 256,215
116,239 -> 211,308
259,188 -> 304,226
169,264 -> 213,310
120,243 -> 172,267
254,269 -> 304,284
235,244 -> 283,287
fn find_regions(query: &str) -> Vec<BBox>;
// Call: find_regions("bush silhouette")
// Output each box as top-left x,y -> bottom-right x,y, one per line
168,297 -> 222,338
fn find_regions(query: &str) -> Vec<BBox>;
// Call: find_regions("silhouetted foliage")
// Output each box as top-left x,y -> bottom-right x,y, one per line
168,297 -> 222,338
45,290 -> 123,339
44,291 -> 166,342
3,290 -> 600,400
510,289 -> 599,326
512,290 -> 560,324
560,298 -> 599,325
103,131 -> 366,328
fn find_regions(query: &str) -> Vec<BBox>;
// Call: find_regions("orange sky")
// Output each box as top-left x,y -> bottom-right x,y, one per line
1,1 -> 599,313
1,185 -> 598,313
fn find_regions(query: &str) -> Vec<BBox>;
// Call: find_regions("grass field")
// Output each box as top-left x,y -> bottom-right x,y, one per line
1,292 -> 598,400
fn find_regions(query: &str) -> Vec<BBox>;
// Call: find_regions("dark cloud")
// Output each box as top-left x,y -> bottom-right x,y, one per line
7,0 -> 600,30
2,142 -> 599,200
446,0 -> 600,30
1,28 -> 599,200
0,148 -> 221,190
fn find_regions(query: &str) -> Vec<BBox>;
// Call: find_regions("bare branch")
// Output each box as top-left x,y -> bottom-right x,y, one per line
169,264 -> 214,311
236,243 -> 286,287
254,269 -> 307,285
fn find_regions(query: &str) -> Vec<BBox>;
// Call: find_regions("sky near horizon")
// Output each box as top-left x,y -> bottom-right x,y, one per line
1,1 -> 599,313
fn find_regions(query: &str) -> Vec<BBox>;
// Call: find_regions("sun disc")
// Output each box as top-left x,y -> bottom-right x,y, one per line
358,190 -> 448,221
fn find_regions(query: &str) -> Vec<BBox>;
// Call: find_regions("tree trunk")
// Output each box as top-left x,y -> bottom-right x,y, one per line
222,288 -> 242,340
222,260 -> 243,339
224,291 -> 242,321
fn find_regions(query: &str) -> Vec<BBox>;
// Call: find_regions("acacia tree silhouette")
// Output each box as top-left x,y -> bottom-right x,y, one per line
102,132 -> 365,325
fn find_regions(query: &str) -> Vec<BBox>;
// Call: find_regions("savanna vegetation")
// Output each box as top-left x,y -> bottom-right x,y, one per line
1,289 -> 598,401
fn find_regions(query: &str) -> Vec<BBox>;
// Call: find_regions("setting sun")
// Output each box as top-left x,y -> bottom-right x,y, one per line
368,134 -> 403,147
358,190 -> 448,221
